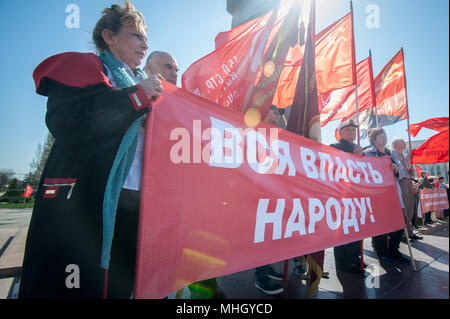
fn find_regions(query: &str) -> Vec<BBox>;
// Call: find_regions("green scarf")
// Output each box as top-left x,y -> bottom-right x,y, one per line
99,50 -> 147,270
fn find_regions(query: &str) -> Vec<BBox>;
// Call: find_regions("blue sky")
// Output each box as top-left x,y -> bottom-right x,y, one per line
0,0 -> 448,176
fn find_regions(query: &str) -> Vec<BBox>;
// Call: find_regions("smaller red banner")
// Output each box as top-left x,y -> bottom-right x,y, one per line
419,188 -> 449,213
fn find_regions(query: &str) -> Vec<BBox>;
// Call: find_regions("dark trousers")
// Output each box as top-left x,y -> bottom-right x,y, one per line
107,188 -> 140,299
255,265 -> 272,281
333,241 -> 360,271
412,194 -> 419,226
424,211 -> 432,222
372,229 -> 404,258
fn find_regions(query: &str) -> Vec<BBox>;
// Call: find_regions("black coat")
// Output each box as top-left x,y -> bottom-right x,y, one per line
329,139 -> 358,154
19,52 -> 151,298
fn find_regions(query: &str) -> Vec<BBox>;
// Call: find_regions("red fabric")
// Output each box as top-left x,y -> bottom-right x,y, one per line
214,12 -> 272,49
414,165 -> 425,178
272,45 -> 304,109
244,1 -> 301,120
22,185 -> 34,198
319,57 -> 375,127
133,84 -> 406,299
181,1 -> 293,113
315,12 -> 354,94
408,117 -> 449,137
183,6 -> 354,112
33,52 -> 112,96
130,85 -> 153,111
419,189 -> 449,212
374,49 -> 408,120
411,130 -> 449,164
273,12 -> 354,108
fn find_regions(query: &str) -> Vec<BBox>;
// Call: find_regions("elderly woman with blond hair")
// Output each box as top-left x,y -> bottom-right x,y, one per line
364,128 -> 411,266
20,1 -> 161,298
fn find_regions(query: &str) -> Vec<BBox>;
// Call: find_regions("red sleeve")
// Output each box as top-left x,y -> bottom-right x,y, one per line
33,52 -> 113,96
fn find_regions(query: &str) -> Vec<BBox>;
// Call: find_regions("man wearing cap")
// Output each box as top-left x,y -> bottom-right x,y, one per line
329,119 -> 365,275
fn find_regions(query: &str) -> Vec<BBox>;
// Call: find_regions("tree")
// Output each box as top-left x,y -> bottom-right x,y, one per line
0,168 -> 15,190
29,132 -> 55,187
0,177 -> 24,203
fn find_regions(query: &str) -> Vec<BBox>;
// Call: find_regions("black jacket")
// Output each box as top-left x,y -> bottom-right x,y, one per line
19,52 -> 152,298
329,139 -> 357,153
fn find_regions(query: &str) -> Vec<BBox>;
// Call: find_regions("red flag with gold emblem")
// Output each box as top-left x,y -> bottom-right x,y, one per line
374,48 -> 408,127
319,56 -> 376,127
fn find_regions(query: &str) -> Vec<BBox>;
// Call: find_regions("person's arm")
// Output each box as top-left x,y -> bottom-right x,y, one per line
45,80 -> 152,144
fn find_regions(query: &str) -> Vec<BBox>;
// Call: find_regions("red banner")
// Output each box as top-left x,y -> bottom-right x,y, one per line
419,189 -> 449,214
133,83 -> 405,299
408,117 -> 449,137
411,130 -> 449,164
319,57 -> 375,127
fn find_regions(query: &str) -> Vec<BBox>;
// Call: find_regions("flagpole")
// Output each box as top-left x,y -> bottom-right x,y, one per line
397,48 -> 417,271
350,1 -> 361,146
401,48 -> 413,153
349,1 -> 366,272
369,49 -> 379,127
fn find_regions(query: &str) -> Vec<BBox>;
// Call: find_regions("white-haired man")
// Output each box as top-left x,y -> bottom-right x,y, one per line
145,51 -> 179,85
391,138 -> 423,240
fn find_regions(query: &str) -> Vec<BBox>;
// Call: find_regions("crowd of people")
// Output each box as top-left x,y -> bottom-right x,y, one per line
18,1 -> 448,299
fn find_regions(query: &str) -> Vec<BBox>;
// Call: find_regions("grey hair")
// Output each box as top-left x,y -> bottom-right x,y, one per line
146,51 -> 171,64
391,137 -> 405,148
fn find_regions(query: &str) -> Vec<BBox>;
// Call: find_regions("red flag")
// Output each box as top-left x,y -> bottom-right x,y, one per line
272,44 -> 304,109
22,185 -> 34,198
214,12 -> 270,49
272,11 -> 355,109
241,1 -> 301,120
411,130 -> 449,164
414,165 -> 425,178
315,12 -> 355,93
374,48 -> 408,127
181,0 -> 297,115
408,117 -> 449,137
319,57 -> 376,127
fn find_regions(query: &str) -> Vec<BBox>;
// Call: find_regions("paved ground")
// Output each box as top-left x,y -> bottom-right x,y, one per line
218,223 -> 448,299
0,208 -> 448,299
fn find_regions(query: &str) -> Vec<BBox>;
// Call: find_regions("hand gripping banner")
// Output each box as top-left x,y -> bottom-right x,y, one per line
134,83 -> 405,299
